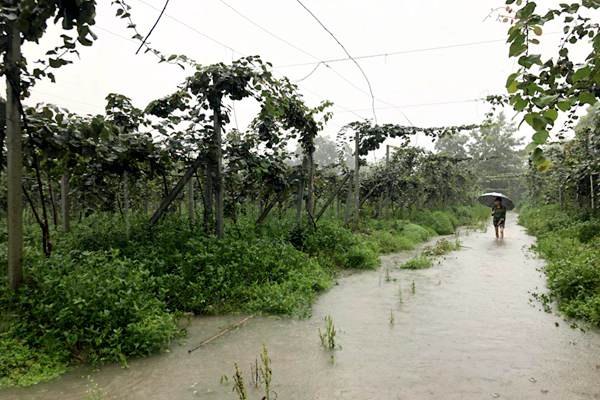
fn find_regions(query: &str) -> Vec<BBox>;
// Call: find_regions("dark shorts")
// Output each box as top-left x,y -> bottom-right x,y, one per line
493,219 -> 505,228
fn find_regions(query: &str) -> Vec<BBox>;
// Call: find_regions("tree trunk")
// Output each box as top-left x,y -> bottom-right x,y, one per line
61,173 -> 70,232
5,18 -> 23,290
213,108 -> 224,238
354,130 -> 360,221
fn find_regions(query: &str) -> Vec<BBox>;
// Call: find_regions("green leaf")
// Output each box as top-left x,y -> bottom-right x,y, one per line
572,66 -> 591,82
532,130 -> 549,144
557,100 -> 572,112
533,26 -> 543,35
543,108 -> 558,122
578,91 -> 597,105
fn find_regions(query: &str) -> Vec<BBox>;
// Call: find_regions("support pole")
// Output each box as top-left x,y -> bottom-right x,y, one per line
6,18 -> 23,290
61,173 -> 70,232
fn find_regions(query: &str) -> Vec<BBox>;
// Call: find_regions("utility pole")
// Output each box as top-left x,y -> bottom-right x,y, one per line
5,15 -> 23,290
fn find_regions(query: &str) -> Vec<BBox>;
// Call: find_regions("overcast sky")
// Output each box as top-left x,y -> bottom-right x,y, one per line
18,0 -> 565,158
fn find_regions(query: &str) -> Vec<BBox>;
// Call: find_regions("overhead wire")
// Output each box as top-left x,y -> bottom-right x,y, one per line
135,0 -> 171,54
294,0 -> 378,123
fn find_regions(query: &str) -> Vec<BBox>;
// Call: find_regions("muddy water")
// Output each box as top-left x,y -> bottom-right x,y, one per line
4,216 -> 600,400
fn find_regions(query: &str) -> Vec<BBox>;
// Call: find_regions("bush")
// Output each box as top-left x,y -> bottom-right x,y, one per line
5,251 -> 180,365
400,256 -> 433,270
343,244 -> 380,269
0,336 -> 66,388
520,205 -> 600,327
422,238 -> 461,257
413,211 -> 455,235
578,221 -> 600,243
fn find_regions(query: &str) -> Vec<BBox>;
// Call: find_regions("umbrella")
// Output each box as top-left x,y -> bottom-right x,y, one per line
477,192 -> 515,210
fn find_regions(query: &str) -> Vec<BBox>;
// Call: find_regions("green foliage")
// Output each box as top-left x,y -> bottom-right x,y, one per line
4,251 -> 180,365
0,337 -> 66,388
413,210 -> 455,235
520,205 -> 600,327
500,0 -> 599,165
343,244 -> 380,270
400,256 -> 433,270
422,238 -> 461,257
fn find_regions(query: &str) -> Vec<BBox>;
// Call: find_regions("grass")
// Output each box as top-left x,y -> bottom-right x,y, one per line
400,256 -> 433,270
519,204 -> 600,327
0,204 -> 487,387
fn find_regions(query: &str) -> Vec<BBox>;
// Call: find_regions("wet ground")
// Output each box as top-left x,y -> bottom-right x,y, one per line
4,216 -> 600,399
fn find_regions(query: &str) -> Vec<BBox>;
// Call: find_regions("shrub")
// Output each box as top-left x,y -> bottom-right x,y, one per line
0,336 -> 67,388
422,238 -> 460,257
5,251 -> 180,365
400,256 -> 433,270
343,244 -> 380,269
413,211 -> 455,235
578,221 -> 600,243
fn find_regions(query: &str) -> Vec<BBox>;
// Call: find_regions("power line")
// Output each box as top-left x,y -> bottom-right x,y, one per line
294,0 -> 378,123
335,98 -> 482,113
133,0 -> 244,55
136,0 -> 171,55
278,38 -> 509,68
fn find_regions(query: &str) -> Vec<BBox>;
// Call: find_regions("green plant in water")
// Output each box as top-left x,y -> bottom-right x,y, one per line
232,363 -> 248,400
401,256 -> 433,270
385,268 -> 391,282
84,376 -> 106,400
318,315 -> 337,350
389,309 -> 395,326
422,238 -> 461,257
250,358 -> 260,388
398,286 -> 403,304
219,374 -> 229,384
411,281 -> 416,294
260,345 -> 273,400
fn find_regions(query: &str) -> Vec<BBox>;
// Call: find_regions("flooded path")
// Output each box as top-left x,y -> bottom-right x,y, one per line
5,216 -> 600,399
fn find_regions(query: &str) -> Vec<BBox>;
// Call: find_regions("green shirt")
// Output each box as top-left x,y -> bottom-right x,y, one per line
492,206 -> 506,221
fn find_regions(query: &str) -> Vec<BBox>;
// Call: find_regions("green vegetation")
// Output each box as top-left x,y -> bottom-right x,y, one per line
0,205 -> 485,388
400,256 -> 433,270
519,205 -> 600,327
422,238 -> 461,257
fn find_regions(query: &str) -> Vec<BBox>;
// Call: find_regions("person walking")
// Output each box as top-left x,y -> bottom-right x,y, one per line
491,196 -> 507,239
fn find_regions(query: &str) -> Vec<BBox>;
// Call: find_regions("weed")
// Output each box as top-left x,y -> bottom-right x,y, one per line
401,256 -> 433,270
389,310 -> 395,325
318,315 -> 337,350
411,281 -> 416,294
422,238 -> 461,257
385,268 -> 391,282
232,363 -> 248,400
260,345 -> 273,400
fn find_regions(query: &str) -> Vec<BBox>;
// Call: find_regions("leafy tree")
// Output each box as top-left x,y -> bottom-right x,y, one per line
500,0 -> 599,168
434,132 -> 469,159
469,113 -> 526,199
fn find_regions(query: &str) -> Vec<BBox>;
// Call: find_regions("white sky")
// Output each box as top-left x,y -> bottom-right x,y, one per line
17,0 -> 588,160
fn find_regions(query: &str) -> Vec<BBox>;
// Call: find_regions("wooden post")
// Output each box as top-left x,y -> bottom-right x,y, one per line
213,108 -> 224,238
123,170 -> 130,236
306,151 -> 315,220
61,173 -> 70,232
591,174 -> 595,211
354,130 -> 360,221
344,172 -> 353,225
143,179 -> 150,216
187,178 -> 195,224
295,157 -> 305,226
6,17 -> 23,290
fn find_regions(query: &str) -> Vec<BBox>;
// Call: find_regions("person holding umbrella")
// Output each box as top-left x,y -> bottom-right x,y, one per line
491,197 -> 507,239
477,192 -> 514,240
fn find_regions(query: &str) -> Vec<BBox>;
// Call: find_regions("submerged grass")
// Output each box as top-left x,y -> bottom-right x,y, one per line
400,256 -> 433,270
